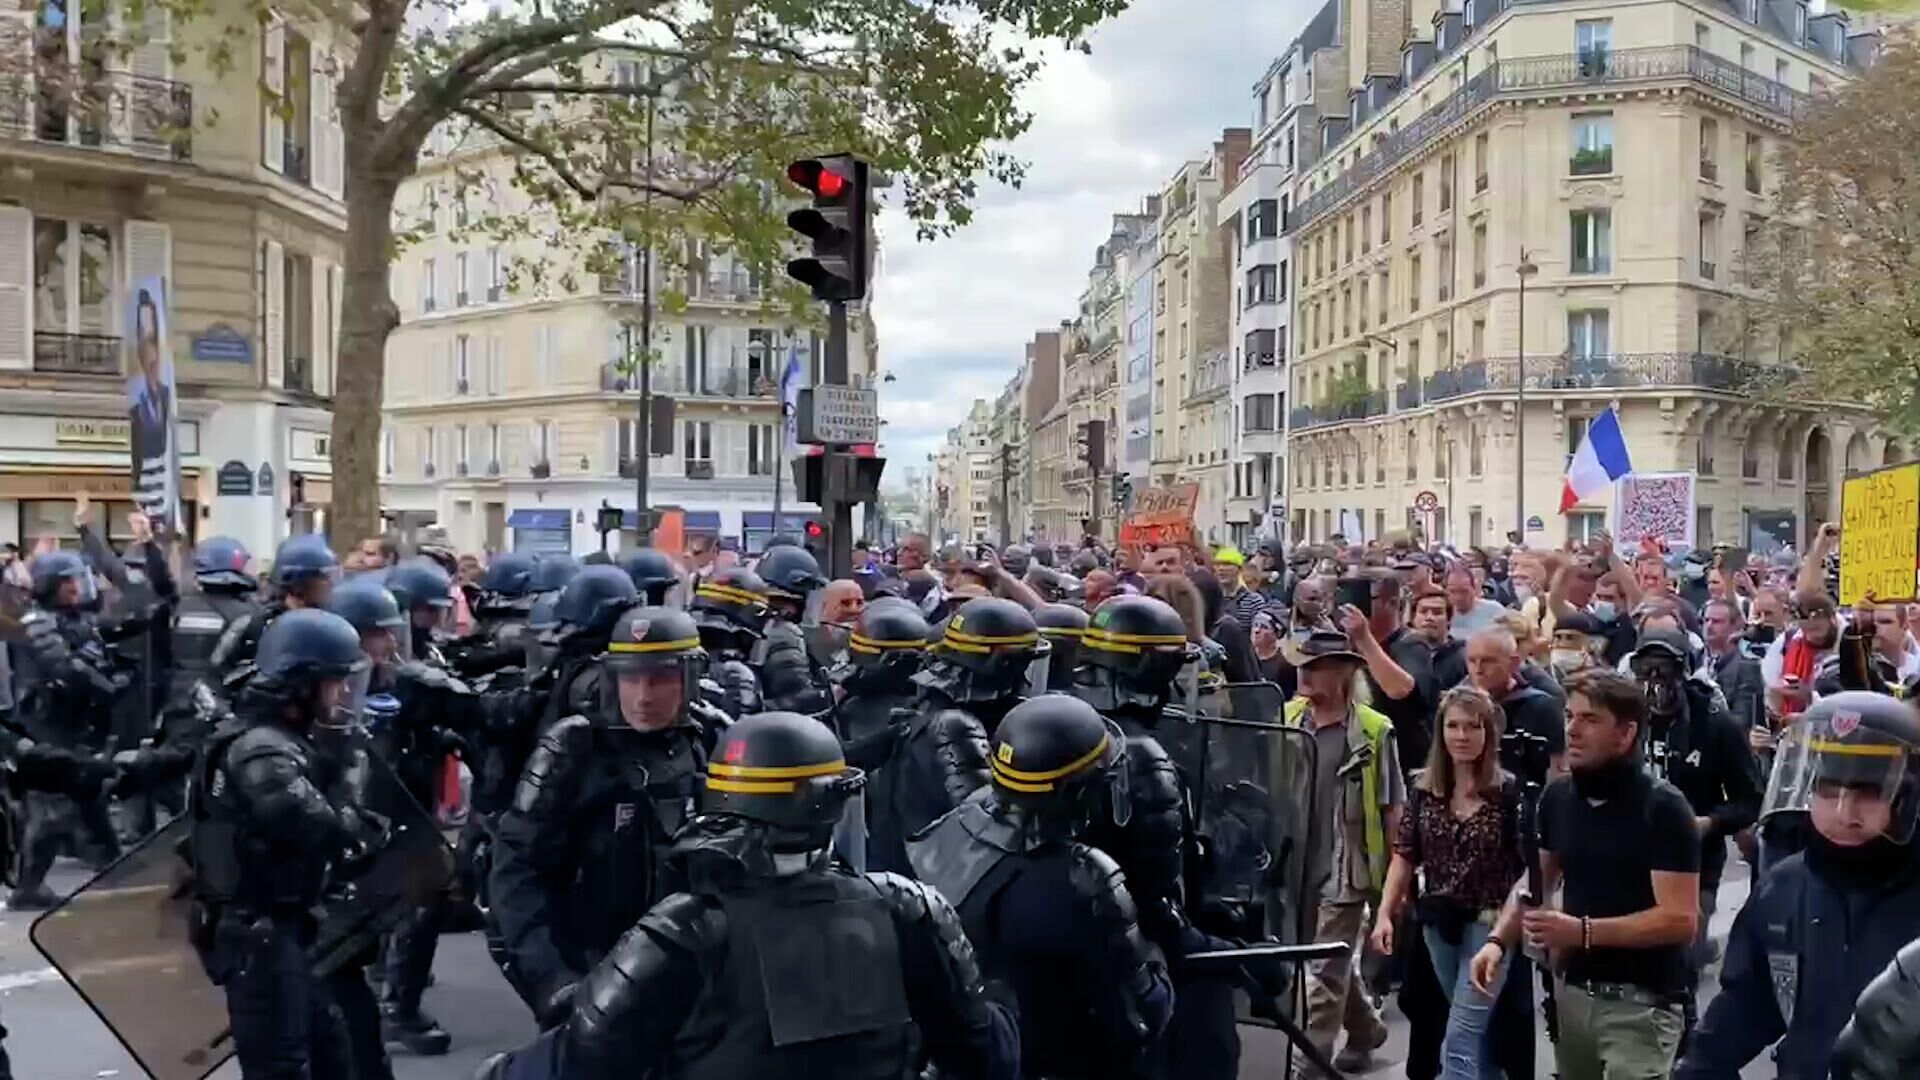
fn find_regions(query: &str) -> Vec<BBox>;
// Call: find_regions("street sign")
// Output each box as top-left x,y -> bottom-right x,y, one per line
796,386 -> 880,445
1526,515 -> 1545,532
1413,490 -> 1439,514
216,460 -> 254,496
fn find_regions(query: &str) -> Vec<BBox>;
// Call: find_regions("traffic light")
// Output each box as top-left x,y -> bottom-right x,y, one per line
785,155 -> 870,302
804,520 -> 825,542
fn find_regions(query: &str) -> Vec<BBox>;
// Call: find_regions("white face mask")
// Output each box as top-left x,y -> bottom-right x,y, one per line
1514,584 -> 1535,603
1590,601 -> 1617,622
1550,648 -> 1588,673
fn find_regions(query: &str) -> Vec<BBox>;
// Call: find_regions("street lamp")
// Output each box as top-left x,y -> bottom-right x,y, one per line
1515,253 -> 1539,541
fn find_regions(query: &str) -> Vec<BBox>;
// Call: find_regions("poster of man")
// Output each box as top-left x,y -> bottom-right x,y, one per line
126,278 -> 179,532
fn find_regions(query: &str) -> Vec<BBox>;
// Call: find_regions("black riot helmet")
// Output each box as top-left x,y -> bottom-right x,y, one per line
848,598 -> 930,674
273,534 -> 340,605
621,549 -> 681,605
249,608 -> 367,724
531,554 -> 582,597
989,694 -> 1128,841
1764,690 -> 1920,846
193,536 -> 257,592
914,596 -> 1048,705
385,557 -> 454,623
480,552 -> 538,601
29,551 -> 89,606
525,593 -> 561,673
757,545 -> 826,609
327,577 -> 407,667
599,606 -> 705,733
691,568 -> 772,638
1000,544 -> 1033,577
554,565 -> 639,638
1033,603 -> 1090,692
701,711 -> 864,852
1077,595 -> 1202,713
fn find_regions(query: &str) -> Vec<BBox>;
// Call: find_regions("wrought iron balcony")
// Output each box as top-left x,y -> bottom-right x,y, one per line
1291,45 -> 1809,231
33,332 -> 120,376
0,68 -> 193,161
530,460 -> 552,479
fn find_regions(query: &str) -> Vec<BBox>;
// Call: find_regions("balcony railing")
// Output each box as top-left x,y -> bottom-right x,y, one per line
283,139 -> 310,184
1290,391 -> 1388,431
530,460 -> 552,479
33,332 -> 120,375
1701,158 -> 1719,181
0,67 -> 193,161
1395,380 -> 1423,411
601,361 -> 778,399
1290,45 -> 1809,232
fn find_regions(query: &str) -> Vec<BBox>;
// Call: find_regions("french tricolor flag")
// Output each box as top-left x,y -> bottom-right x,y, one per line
1561,406 -> 1633,513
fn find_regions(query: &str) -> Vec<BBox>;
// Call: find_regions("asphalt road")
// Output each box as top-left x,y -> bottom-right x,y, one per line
1,860 -> 1778,1079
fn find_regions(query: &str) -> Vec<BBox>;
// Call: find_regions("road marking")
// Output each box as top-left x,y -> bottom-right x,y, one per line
0,967 -> 61,992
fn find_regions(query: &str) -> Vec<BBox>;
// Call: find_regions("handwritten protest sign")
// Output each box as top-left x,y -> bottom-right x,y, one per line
1840,462 -> 1920,606
1119,483 -> 1199,551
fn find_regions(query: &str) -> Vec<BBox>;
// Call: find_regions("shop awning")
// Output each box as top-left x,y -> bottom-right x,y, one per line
621,509 -> 722,530
507,508 -> 569,530
742,512 -> 818,531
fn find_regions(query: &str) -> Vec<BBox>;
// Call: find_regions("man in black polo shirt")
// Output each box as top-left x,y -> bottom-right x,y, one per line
1469,668 -> 1700,1080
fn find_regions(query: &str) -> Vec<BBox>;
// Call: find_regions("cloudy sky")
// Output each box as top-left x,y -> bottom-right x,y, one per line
872,0 -> 1314,483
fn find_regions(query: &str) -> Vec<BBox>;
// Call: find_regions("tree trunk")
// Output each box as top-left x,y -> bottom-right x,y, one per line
329,133 -> 403,550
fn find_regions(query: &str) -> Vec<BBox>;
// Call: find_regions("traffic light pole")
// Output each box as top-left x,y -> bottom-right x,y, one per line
634,94 -> 657,548
824,299 -> 854,580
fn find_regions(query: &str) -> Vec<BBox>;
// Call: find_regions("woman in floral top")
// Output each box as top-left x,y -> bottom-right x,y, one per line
1369,685 -> 1525,1080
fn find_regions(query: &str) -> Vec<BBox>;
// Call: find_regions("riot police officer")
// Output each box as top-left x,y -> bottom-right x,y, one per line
834,598 -> 929,753
186,608 -> 385,1080
909,693 -> 1173,1078
689,567 -> 771,721
1832,933 -> 1920,1079
477,710 -> 1019,1080
10,552 -> 128,908
489,606 -> 708,1028
753,544 -> 832,715
1033,602 -> 1089,693
535,565 -> 640,729
332,572 -> 461,1055
173,537 -> 261,709
621,548 -> 680,606
447,552 -> 540,679
211,534 -> 340,689
1076,594 -> 1246,1080
865,596 -> 1043,877
1678,691 -> 1920,1078
529,555 -> 581,603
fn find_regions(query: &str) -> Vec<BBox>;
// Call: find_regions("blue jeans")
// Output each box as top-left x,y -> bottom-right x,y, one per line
1423,921 -> 1506,1080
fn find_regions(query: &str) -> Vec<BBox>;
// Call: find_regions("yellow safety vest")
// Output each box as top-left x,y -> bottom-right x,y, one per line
1284,697 -> 1394,892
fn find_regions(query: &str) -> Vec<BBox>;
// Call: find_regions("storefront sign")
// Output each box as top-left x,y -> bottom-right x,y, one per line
190,324 -> 254,364
256,462 -> 276,496
54,418 -> 132,448
217,460 -> 255,496
0,471 -> 135,499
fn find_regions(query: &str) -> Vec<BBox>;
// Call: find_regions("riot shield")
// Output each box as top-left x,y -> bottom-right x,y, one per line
29,750 -> 453,1080
1162,681 -> 1319,947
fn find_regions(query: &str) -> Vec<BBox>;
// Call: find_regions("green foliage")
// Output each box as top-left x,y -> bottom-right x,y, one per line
1739,33 -> 1920,433
1324,363 -> 1371,412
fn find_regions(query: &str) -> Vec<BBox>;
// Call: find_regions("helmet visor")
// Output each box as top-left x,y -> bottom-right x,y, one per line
1763,713 -> 1914,844
831,784 -> 868,873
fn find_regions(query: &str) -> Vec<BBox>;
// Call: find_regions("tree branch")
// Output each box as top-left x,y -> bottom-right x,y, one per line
453,105 -> 596,201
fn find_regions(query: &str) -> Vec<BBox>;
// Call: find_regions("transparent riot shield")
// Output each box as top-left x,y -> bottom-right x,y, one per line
29,750 -> 454,1080
1163,680 -> 1319,947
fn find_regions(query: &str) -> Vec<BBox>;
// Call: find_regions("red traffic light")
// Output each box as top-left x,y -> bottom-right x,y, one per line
787,159 -> 848,199
804,520 -> 826,539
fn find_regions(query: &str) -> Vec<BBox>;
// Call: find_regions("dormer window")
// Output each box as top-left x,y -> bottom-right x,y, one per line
1795,4 -> 1807,43
1744,0 -> 1759,24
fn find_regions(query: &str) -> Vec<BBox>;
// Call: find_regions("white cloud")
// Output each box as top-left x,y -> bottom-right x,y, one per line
872,0 -> 1316,471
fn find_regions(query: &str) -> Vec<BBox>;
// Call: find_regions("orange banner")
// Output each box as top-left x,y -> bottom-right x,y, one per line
1119,483 -> 1199,551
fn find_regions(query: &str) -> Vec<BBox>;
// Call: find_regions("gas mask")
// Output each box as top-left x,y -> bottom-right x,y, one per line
1634,655 -> 1687,720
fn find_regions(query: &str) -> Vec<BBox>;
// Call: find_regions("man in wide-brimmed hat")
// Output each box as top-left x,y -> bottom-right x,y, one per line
1282,629 -> 1405,1074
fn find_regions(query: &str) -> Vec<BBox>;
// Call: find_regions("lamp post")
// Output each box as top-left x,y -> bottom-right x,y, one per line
1515,253 -> 1539,540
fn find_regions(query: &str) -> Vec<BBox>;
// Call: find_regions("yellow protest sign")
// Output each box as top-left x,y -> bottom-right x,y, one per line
1840,462 -> 1920,605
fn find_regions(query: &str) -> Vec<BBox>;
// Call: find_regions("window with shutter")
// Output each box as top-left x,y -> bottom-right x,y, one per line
0,207 -> 29,370
262,21 -> 285,172
263,240 -> 285,387
311,257 -> 332,396
124,1 -> 173,152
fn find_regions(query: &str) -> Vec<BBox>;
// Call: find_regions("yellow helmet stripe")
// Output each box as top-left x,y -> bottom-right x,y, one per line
709,760 -> 847,780
991,735 -> 1111,784
706,777 -> 800,795
696,584 -> 768,607
1037,626 -> 1086,639
1807,739 -> 1905,757
606,636 -> 703,654
850,633 -> 925,651
944,628 -> 1042,646
1084,629 -> 1189,646
1080,636 -> 1141,654
989,773 -> 1058,794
